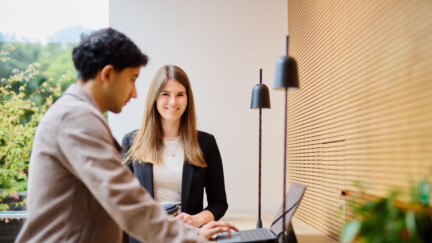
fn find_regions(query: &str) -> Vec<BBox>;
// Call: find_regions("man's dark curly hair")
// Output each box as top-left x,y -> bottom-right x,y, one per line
72,28 -> 148,82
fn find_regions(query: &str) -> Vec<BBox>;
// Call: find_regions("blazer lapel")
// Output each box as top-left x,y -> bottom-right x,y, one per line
181,162 -> 194,211
143,163 -> 154,197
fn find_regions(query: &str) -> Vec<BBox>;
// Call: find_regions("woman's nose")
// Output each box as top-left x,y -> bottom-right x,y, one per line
169,96 -> 177,105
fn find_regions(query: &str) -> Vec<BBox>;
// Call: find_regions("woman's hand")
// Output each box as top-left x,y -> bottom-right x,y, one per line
198,221 -> 239,240
176,212 -> 202,227
176,210 -> 215,227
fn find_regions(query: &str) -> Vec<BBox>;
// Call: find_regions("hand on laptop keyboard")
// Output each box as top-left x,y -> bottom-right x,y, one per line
199,221 -> 239,240
214,230 -> 240,239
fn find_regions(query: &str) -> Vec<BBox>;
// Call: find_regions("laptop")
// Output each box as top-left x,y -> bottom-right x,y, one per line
216,182 -> 307,243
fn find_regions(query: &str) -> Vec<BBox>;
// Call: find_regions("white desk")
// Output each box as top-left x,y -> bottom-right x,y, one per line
219,214 -> 339,243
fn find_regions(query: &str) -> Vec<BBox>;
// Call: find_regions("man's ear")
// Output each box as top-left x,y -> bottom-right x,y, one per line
100,65 -> 115,85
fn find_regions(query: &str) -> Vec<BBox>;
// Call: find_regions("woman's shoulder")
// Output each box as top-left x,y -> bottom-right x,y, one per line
122,129 -> 139,145
197,130 -> 218,149
197,130 -> 215,141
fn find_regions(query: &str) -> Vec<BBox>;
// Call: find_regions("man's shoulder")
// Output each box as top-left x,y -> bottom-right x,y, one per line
51,93 -> 101,118
39,93 -> 107,136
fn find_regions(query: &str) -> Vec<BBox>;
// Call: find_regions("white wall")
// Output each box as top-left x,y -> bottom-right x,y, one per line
109,0 -> 288,214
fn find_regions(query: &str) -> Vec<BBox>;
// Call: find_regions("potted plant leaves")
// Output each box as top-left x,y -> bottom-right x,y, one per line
341,181 -> 432,243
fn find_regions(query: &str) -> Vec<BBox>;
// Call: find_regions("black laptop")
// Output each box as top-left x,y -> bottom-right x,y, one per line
216,182 -> 306,243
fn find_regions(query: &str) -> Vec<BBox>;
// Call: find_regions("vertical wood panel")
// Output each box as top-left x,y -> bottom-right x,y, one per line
288,0 -> 432,239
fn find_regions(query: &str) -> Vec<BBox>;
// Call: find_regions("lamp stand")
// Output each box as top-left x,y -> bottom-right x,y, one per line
274,34 -> 299,243
257,69 -> 264,228
251,68 -> 270,229
257,106 -> 263,228
282,88 -> 288,243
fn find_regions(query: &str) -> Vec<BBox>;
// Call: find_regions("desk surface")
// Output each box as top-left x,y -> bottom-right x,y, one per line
220,214 -> 339,243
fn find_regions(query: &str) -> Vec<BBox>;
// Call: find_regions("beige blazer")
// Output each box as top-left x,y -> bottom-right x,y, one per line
16,84 -> 205,243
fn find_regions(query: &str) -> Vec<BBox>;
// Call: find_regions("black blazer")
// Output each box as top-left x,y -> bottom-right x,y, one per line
121,130 -> 228,221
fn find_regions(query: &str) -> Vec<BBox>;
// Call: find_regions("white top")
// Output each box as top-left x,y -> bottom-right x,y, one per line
153,136 -> 184,210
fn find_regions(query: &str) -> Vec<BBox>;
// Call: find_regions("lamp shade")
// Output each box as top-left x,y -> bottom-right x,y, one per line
274,56 -> 299,90
251,83 -> 271,109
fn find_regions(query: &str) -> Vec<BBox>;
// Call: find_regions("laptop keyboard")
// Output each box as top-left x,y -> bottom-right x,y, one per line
240,228 -> 275,240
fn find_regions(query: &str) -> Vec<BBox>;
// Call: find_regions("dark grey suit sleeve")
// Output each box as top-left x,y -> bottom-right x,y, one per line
203,135 -> 228,220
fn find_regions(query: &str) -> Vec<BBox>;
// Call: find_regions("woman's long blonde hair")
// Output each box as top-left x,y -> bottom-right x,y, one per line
124,65 -> 206,167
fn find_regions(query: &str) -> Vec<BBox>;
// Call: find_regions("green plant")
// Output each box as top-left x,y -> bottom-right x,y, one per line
341,183 -> 432,243
0,45 -> 64,210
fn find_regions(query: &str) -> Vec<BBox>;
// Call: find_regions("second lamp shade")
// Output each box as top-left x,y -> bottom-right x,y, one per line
251,83 -> 271,109
274,56 -> 299,90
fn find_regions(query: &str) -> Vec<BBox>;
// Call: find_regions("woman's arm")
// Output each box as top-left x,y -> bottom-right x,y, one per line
177,133 -> 228,227
203,134 -> 228,220
176,210 -> 214,227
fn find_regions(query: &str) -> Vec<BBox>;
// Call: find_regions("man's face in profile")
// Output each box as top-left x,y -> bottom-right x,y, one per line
106,66 -> 141,113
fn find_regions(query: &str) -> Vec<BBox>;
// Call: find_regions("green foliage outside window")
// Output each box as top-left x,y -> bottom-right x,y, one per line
0,44 -> 74,210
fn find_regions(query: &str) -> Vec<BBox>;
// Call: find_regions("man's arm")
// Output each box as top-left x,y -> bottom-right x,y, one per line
57,110 -> 206,242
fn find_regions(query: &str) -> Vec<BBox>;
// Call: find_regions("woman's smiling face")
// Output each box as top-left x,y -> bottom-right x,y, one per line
156,79 -> 188,124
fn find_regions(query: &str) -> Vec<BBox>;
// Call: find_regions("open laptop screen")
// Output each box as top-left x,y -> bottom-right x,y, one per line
269,182 -> 306,236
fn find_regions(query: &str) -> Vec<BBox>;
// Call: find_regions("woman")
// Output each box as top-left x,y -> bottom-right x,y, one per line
122,65 -> 228,231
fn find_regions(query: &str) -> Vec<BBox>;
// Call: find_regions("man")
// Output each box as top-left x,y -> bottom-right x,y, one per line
16,28 -> 237,243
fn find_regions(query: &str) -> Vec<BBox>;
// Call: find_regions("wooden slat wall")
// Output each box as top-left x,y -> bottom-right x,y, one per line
287,0 -> 432,240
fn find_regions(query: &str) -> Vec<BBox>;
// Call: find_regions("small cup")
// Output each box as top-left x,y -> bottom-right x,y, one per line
162,203 -> 179,216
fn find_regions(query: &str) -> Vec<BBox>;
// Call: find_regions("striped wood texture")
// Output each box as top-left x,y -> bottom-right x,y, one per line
287,0 -> 432,239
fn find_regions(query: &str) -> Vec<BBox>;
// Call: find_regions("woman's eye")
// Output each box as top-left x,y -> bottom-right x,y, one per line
162,93 -> 169,96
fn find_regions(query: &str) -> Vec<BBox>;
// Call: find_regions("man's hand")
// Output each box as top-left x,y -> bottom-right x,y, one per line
198,221 -> 239,240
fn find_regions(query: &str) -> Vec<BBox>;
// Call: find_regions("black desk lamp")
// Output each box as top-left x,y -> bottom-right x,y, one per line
250,68 -> 271,228
274,35 -> 299,243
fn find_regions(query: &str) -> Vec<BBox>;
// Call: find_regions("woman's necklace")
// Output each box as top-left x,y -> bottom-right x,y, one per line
164,139 -> 180,157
